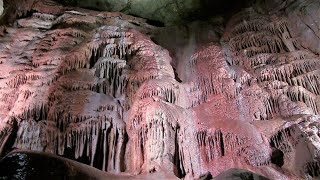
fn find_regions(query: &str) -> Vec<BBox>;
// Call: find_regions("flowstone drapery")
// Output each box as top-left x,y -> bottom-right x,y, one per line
0,1 -> 319,179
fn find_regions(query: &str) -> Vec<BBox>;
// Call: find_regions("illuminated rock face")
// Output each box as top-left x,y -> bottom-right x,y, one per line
0,0 -> 319,179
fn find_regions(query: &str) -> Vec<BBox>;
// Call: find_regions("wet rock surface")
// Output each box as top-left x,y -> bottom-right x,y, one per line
0,151 -> 89,180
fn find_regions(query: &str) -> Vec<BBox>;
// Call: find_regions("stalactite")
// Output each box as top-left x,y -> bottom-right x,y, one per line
258,58 -> 320,83
65,116 -> 125,172
248,53 -> 272,68
287,86 -> 319,115
196,129 -> 270,167
263,19 -> 289,34
0,3 -> 319,179
269,115 -> 320,177
291,70 -> 320,95
128,97 -> 203,177
231,20 -> 265,35
236,145 -> 271,166
135,79 -> 180,105
13,120 -> 59,153
271,127 -> 295,154
229,31 -> 284,53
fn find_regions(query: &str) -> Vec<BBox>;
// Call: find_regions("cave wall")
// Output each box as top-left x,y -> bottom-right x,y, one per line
256,0 -> 320,55
285,0 -> 320,55
54,0 -> 257,25
0,0 -> 3,17
0,0 -> 319,179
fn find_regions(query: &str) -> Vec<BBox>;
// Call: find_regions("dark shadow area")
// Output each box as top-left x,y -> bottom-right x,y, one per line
175,0 -> 258,24
52,0 -> 257,25
199,172 -> 213,180
214,168 -> 270,180
270,148 -> 284,167
0,119 -> 18,158
0,151 -> 92,180
145,19 -> 165,27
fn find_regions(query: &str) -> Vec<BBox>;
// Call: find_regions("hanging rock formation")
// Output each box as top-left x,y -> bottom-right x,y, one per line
0,0 -> 319,179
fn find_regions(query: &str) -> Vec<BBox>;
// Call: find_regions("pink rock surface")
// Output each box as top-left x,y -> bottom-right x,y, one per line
0,1 -> 319,179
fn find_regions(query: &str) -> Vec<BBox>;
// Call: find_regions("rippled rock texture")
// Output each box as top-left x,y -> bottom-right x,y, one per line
0,0 -> 319,179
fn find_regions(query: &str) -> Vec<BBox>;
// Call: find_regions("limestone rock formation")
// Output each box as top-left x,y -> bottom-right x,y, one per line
0,0 -> 319,179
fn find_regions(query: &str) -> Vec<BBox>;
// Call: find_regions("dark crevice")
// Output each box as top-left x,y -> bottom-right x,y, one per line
76,148 -> 91,166
63,147 -> 76,161
119,133 -> 128,172
305,162 -> 320,177
92,128 -> 105,170
127,13 -> 165,27
174,127 -> 185,178
145,19 -> 165,27
219,131 -> 225,156
62,126 -> 128,172
270,148 -> 284,167
0,120 -> 18,158
173,67 -> 182,83
179,0 -> 256,23
55,0 -> 79,6
18,10 -> 36,20
20,105 -> 49,122
199,172 -> 213,180
89,43 -> 105,68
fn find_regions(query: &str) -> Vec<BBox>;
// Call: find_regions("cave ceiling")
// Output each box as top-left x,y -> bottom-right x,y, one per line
54,0 -> 257,24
